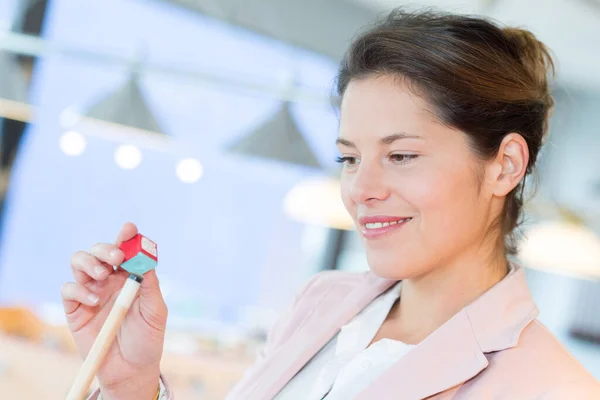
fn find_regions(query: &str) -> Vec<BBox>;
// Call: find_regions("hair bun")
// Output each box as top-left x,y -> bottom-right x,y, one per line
502,28 -> 555,91
503,27 -> 555,138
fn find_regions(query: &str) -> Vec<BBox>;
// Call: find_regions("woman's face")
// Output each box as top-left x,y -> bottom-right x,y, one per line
338,76 -> 500,280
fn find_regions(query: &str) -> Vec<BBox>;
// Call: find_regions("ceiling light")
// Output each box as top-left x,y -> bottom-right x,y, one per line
114,144 -> 142,170
59,131 -> 86,156
176,158 -> 203,183
62,67 -> 170,152
227,102 -> 321,169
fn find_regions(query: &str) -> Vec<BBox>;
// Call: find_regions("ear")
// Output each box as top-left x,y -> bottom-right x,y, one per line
489,133 -> 529,197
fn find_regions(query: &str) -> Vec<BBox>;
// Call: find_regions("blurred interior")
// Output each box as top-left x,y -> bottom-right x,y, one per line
0,0 -> 599,398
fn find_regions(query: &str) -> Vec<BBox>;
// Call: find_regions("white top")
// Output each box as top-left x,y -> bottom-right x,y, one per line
274,280 -> 412,400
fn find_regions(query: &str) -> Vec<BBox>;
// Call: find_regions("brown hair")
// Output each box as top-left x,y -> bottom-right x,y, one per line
335,8 -> 555,255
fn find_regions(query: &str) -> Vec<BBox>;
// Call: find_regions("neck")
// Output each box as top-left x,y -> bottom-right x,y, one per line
389,249 -> 508,345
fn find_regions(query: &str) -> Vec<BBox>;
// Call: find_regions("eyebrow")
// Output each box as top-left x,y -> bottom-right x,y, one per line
336,133 -> 424,148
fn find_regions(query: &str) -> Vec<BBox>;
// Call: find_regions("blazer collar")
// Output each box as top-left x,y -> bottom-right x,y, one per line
359,263 -> 539,399
250,263 -> 538,400
465,264 -> 539,352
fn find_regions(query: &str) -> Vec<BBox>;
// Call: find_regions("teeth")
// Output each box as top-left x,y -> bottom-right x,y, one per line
364,218 -> 411,229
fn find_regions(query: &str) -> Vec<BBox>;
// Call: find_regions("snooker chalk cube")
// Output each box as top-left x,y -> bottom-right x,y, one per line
119,233 -> 158,276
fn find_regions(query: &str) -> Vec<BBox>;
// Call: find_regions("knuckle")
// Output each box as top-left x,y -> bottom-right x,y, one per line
70,251 -> 87,266
61,282 -> 73,298
90,243 -> 117,261
89,243 -> 105,255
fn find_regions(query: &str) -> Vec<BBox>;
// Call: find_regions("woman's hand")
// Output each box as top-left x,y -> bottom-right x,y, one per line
61,222 -> 168,400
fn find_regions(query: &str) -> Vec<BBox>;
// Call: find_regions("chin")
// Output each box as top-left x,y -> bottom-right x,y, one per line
365,251 -> 422,280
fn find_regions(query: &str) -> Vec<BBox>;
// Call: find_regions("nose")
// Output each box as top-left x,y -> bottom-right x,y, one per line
347,162 -> 390,205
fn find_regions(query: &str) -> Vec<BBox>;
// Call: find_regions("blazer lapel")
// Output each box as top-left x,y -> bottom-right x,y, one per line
248,272 -> 397,400
356,264 -> 538,400
356,309 -> 488,400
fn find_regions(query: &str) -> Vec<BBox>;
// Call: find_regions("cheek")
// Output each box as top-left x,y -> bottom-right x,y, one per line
402,164 -> 480,229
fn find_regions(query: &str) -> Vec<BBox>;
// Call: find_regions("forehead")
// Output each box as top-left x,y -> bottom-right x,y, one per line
338,75 -> 441,141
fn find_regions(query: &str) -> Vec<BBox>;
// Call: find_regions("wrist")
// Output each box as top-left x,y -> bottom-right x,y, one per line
99,373 -> 160,400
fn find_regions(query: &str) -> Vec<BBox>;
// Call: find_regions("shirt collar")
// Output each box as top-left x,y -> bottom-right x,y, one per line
335,280 -> 404,357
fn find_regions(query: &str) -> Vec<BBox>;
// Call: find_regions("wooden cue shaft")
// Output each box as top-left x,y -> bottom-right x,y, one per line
65,274 -> 143,400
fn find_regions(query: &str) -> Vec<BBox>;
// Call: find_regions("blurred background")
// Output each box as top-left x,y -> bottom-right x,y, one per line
0,0 -> 599,398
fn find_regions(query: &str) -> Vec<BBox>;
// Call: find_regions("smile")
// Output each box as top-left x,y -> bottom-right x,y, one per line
361,217 -> 412,239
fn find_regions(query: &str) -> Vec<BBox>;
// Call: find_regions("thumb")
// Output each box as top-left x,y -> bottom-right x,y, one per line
138,269 -> 168,330
139,269 -> 161,298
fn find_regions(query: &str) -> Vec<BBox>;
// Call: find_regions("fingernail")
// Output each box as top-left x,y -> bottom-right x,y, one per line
88,294 -> 99,304
94,266 -> 107,277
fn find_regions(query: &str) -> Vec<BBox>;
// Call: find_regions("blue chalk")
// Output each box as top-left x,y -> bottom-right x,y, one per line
121,253 -> 157,276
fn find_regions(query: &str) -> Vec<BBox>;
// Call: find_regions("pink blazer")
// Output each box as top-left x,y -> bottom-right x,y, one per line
92,265 -> 600,399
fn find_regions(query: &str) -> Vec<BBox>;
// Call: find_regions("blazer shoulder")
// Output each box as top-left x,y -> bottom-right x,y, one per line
484,319 -> 599,396
263,270 -> 368,351
537,379 -> 600,399
522,320 -> 598,382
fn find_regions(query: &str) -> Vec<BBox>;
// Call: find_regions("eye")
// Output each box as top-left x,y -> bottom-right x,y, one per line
335,156 -> 359,166
390,154 -> 418,165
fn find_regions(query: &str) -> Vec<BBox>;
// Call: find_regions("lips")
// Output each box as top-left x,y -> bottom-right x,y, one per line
358,216 -> 413,239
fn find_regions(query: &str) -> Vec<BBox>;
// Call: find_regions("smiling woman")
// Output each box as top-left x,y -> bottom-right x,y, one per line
64,7 -> 600,400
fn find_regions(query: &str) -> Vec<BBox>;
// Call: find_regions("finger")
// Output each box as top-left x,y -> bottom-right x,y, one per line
90,243 -> 125,267
71,251 -> 113,284
85,267 -> 129,294
116,222 -> 138,245
61,282 -> 100,314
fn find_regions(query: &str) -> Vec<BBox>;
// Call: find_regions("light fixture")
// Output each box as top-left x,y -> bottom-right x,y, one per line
0,50 -> 32,122
114,144 -> 142,170
61,65 -> 170,153
227,102 -> 321,169
283,175 -> 354,231
519,220 -> 600,279
59,131 -> 86,156
176,158 -> 203,183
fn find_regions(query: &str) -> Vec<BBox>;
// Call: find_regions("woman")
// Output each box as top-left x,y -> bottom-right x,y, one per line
62,9 -> 600,400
